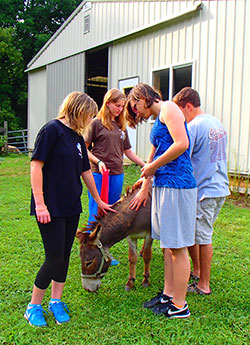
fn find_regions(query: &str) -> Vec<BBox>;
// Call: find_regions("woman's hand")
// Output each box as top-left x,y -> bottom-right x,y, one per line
35,207 -> 51,224
130,188 -> 149,211
97,200 -> 117,216
98,161 -> 108,175
140,163 -> 156,179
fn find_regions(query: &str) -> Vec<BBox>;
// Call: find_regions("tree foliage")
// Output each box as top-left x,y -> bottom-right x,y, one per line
0,0 -> 83,130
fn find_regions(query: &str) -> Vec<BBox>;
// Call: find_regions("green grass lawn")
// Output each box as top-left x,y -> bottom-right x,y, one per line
0,155 -> 249,345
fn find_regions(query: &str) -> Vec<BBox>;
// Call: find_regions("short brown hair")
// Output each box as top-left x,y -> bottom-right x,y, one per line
172,87 -> 201,108
125,83 -> 162,128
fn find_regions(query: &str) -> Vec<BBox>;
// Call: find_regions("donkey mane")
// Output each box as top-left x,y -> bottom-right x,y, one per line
83,180 -> 144,234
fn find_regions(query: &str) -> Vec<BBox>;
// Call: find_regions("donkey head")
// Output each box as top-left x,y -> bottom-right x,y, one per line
76,223 -> 111,292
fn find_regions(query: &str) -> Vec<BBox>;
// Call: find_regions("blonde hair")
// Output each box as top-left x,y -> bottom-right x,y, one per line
57,92 -> 98,135
97,88 -> 126,131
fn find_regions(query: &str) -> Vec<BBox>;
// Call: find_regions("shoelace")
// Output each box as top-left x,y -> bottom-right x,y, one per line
50,301 -> 69,315
29,305 -> 48,319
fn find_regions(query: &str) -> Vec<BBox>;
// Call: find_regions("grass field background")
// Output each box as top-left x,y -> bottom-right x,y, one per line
0,155 -> 249,345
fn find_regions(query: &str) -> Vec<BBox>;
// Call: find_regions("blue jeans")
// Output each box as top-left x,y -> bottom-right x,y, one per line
88,172 -> 124,224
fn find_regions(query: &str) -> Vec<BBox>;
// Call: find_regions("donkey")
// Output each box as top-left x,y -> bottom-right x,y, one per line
76,180 -> 152,292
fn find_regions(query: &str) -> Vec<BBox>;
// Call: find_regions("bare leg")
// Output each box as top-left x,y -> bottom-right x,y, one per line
188,244 -> 200,278
171,247 -> 190,306
196,244 -> 212,293
30,285 -> 46,305
51,281 -> 65,299
163,248 -> 174,297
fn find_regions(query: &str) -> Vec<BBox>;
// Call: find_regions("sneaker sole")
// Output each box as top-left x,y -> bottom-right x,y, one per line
24,313 -> 47,327
166,313 -> 190,319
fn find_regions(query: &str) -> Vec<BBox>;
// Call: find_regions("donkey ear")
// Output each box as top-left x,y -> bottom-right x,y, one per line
76,228 -> 84,242
76,228 -> 91,244
89,223 -> 102,245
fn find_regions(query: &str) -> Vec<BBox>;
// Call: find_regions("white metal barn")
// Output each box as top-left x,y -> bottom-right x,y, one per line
26,0 -> 250,175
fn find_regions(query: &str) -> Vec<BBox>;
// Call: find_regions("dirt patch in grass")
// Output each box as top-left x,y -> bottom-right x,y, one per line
227,193 -> 250,210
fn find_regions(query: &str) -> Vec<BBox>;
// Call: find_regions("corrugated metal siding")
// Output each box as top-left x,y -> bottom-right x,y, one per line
47,53 -> 85,121
27,0 -> 201,71
27,0 -> 250,174
28,68 -> 47,149
28,53 -> 85,150
109,0 -> 250,173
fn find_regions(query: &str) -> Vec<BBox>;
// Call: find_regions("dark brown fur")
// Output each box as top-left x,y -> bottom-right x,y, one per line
76,180 -> 152,292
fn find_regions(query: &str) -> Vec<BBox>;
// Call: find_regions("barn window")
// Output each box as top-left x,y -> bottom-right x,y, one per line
152,63 -> 193,101
84,15 -> 90,34
153,68 -> 170,100
172,65 -> 192,96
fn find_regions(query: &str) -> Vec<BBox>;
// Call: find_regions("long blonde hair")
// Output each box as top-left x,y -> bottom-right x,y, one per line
57,92 -> 98,135
97,88 -> 126,131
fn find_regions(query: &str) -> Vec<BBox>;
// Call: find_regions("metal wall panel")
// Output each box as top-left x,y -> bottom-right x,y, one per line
27,0 -> 201,71
47,53 -> 85,122
28,68 -> 47,149
109,0 -> 250,174
28,53 -> 85,150
27,0 -> 250,174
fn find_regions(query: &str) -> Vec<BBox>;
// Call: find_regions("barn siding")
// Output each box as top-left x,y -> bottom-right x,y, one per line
47,53 -> 85,120
28,53 -> 85,149
28,68 -> 47,149
108,0 -> 250,173
27,0 -> 250,174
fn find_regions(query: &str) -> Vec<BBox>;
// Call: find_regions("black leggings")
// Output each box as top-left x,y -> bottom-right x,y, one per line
34,214 -> 80,290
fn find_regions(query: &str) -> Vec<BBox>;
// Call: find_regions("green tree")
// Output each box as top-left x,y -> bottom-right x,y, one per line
0,0 -> 83,129
0,27 -> 24,130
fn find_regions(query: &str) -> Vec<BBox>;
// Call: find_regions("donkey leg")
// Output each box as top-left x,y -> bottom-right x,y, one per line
125,237 -> 138,291
142,235 -> 153,288
139,239 -> 145,257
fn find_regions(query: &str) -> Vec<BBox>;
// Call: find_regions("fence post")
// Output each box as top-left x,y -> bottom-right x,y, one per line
21,130 -> 28,152
4,121 -> 8,152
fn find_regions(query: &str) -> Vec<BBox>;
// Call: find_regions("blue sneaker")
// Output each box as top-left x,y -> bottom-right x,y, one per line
110,254 -> 120,266
48,301 -> 70,324
24,304 -> 47,327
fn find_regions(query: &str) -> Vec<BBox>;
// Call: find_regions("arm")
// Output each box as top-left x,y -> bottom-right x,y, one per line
130,145 -> 156,211
124,148 -> 145,167
141,102 -> 189,179
81,169 -> 116,215
85,142 -> 107,174
30,159 -> 51,224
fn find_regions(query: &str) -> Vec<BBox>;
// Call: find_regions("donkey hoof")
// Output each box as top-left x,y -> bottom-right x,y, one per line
125,285 -> 132,291
142,279 -> 150,288
125,282 -> 135,291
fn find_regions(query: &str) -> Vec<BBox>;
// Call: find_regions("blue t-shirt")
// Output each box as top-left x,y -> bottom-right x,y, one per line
150,116 -> 197,189
188,114 -> 230,201
30,119 -> 90,217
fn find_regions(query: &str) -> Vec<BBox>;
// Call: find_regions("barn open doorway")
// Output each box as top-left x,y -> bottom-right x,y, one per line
85,47 -> 108,109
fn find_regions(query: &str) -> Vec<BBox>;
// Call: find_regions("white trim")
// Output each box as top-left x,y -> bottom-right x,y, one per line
119,76 -> 139,153
149,60 -> 195,123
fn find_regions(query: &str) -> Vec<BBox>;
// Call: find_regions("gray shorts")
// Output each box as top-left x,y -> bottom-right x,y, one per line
151,187 -> 197,249
196,197 -> 226,245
